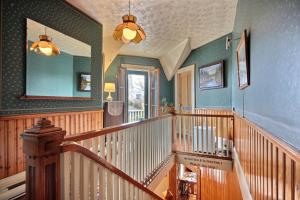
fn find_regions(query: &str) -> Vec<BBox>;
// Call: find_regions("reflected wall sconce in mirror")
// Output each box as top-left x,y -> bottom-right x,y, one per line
30,26 -> 60,56
104,83 -> 116,101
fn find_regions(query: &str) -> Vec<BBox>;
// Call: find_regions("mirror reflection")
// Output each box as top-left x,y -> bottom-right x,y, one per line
26,18 -> 92,98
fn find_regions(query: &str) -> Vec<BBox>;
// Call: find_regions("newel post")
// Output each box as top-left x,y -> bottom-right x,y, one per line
21,118 -> 66,200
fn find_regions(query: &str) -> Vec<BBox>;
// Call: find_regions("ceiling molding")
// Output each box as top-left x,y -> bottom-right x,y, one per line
159,38 -> 192,81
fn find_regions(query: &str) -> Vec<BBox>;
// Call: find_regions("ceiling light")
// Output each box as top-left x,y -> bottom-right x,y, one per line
113,0 -> 146,44
30,27 -> 60,56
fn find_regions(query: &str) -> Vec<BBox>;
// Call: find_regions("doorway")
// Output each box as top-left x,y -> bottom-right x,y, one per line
175,65 -> 195,112
126,70 -> 149,122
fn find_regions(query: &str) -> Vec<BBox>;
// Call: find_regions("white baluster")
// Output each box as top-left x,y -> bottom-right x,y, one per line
60,152 -> 71,200
90,161 -> 98,200
71,152 -> 80,200
98,165 -> 106,200
80,155 -> 89,200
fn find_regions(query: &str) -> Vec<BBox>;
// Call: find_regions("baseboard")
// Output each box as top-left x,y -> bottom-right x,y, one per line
232,148 -> 252,200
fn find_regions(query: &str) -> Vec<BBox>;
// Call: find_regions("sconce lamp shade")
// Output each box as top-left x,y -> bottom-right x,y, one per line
104,83 -> 116,92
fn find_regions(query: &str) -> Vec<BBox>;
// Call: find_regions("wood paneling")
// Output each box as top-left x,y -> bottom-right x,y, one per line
234,113 -> 300,200
199,167 -> 243,200
0,109 -> 103,179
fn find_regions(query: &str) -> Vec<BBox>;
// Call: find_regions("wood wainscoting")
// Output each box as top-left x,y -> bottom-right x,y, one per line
234,113 -> 300,200
0,109 -> 103,179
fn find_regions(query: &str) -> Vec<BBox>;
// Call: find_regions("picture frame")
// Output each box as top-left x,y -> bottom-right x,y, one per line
236,30 -> 250,89
79,73 -> 91,91
199,60 -> 224,90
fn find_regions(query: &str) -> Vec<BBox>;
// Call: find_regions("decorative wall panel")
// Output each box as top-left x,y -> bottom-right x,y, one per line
0,109 -> 103,179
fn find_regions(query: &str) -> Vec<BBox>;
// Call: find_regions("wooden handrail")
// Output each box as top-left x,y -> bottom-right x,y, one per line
61,143 -> 164,200
64,114 -> 172,142
173,112 -> 234,118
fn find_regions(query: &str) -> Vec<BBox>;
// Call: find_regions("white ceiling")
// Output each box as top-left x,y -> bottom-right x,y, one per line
66,0 -> 237,58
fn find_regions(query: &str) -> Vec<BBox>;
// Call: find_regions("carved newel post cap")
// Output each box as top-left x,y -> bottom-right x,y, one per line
21,118 -> 66,156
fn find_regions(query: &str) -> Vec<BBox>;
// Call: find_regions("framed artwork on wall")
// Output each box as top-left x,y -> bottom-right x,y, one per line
199,61 -> 224,90
236,30 -> 250,89
79,73 -> 91,91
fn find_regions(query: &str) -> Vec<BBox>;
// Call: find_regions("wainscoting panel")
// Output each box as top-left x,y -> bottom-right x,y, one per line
234,113 -> 300,200
0,109 -> 103,179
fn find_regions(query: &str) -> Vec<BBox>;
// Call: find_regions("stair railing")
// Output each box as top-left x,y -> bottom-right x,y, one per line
21,118 -> 165,200
64,114 -> 173,184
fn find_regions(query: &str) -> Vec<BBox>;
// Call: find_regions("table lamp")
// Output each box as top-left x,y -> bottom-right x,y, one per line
104,83 -> 116,101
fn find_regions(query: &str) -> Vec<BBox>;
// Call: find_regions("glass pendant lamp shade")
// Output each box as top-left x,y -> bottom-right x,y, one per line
113,13 -> 146,43
30,35 -> 60,56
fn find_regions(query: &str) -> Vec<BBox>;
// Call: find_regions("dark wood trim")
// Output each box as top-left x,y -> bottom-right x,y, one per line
0,109 -> 103,120
20,95 -> 95,101
61,143 -> 163,200
64,114 -> 172,142
63,1 -> 102,26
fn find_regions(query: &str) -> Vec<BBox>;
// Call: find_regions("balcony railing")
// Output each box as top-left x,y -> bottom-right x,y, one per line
128,109 -> 145,122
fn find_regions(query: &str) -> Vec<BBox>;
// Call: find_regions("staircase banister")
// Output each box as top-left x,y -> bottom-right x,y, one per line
64,114 -> 172,142
173,112 -> 234,118
61,142 -> 164,200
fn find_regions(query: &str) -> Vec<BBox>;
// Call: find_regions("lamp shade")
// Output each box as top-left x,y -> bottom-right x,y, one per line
30,35 -> 60,56
113,15 -> 146,44
104,83 -> 116,92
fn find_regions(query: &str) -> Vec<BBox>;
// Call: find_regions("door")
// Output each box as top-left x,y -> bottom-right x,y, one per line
126,70 -> 149,122
175,65 -> 195,113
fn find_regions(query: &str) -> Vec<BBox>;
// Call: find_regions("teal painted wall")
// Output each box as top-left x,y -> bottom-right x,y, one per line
0,0 -> 102,115
27,48 -> 74,97
182,34 -> 232,109
231,0 -> 300,149
105,55 -> 174,104
73,56 -> 91,97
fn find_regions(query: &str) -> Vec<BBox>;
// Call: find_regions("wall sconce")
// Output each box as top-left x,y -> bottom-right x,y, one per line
104,83 -> 116,101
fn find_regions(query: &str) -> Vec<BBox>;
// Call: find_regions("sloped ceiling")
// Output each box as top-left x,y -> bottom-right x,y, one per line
66,0 -> 238,75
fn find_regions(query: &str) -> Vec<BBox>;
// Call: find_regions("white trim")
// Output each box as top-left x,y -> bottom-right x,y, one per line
175,64 -> 195,110
121,64 -> 154,118
121,64 -> 156,71
233,148 -> 253,200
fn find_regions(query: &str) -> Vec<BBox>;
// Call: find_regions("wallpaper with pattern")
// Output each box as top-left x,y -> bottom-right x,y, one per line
0,0 -> 103,115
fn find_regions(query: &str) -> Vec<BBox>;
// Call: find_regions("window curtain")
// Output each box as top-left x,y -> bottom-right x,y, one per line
149,68 -> 160,118
117,66 -> 127,121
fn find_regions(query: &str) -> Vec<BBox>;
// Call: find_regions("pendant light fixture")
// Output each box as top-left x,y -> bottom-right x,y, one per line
113,0 -> 146,44
30,26 -> 60,56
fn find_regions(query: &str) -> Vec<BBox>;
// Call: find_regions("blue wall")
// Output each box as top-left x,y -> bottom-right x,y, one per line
0,0 -> 102,115
231,0 -> 300,149
73,56 -> 92,97
27,49 -> 74,97
182,34 -> 232,108
105,55 -> 174,104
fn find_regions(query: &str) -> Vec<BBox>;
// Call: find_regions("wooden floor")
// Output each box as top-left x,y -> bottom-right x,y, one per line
198,167 -> 242,200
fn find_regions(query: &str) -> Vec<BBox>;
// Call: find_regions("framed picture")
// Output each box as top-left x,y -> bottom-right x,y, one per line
236,30 -> 250,89
79,73 -> 91,91
199,61 -> 224,90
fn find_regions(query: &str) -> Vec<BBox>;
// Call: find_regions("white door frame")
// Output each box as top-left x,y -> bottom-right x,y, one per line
175,64 -> 195,111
